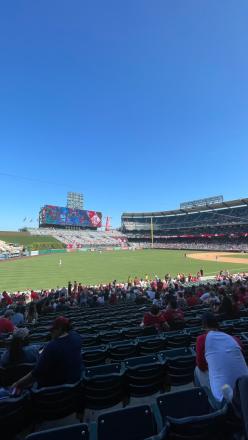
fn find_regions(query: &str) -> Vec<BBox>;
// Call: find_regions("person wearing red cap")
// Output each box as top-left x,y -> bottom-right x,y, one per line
0,310 -> 15,334
12,316 -> 82,390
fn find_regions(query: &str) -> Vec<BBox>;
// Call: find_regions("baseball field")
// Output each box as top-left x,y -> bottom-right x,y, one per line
0,249 -> 248,292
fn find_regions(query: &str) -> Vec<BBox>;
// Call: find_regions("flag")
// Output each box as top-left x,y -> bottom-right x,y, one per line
30,218 -> 33,223
23,217 -> 27,222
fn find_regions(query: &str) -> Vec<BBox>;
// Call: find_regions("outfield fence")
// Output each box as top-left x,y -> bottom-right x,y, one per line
0,246 -> 130,260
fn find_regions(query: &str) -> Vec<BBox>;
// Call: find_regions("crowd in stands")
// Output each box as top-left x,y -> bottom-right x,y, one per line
28,228 -> 128,249
1,271 -> 248,438
122,203 -> 248,233
0,240 -> 23,258
130,239 -> 248,251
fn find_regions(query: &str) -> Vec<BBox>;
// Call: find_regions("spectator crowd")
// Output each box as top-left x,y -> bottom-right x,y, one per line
1,269 -> 248,438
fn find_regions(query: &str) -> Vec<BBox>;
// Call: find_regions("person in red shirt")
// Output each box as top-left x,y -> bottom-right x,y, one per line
2,291 -> 13,306
31,290 -> 39,302
162,298 -> 184,329
186,292 -> 199,307
157,279 -> 163,292
0,310 -> 15,334
142,305 -> 169,331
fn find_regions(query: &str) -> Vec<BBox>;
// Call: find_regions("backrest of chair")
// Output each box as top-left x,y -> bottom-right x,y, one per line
157,388 -> 212,421
159,347 -> 195,363
97,405 -> 157,440
0,392 -> 30,435
82,346 -> 107,366
84,362 -> 122,378
165,334 -> 191,348
125,354 -> 160,369
25,423 -> 89,440
0,363 -> 35,387
31,382 -> 80,420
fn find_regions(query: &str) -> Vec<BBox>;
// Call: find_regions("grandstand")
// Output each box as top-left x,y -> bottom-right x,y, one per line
122,197 -> 248,251
0,240 -> 22,257
28,228 -> 128,248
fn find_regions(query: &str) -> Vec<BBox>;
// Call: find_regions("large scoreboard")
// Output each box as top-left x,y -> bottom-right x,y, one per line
39,205 -> 102,228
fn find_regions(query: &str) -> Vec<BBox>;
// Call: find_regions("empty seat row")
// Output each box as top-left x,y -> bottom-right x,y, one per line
5,387 -> 229,440
82,334 -> 193,365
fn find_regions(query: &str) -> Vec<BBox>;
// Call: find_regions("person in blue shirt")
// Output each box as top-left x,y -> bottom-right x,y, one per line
12,317 -> 82,390
11,306 -> 25,327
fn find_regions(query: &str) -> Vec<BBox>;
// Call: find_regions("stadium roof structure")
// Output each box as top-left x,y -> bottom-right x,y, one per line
122,198 -> 248,218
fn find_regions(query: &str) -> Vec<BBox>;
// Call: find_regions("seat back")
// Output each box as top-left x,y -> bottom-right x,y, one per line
159,349 -> 196,386
99,330 -> 122,344
96,405 -> 157,440
0,391 -> 30,436
25,423 -> 89,440
165,334 -> 191,349
108,340 -> 138,360
138,335 -> 166,354
31,382 -> 81,421
82,363 -> 125,409
82,345 -> 107,367
0,363 -> 35,387
124,355 -> 166,396
156,388 -> 226,439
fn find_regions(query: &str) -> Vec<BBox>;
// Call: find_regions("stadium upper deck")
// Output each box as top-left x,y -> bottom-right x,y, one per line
122,198 -> 248,235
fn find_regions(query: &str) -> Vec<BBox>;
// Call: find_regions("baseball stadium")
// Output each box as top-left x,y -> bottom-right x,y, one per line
1,2 -> 248,439
1,193 -> 248,440
1,195 -> 248,291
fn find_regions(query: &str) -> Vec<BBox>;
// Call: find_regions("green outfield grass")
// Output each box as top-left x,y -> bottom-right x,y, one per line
0,231 -> 61,247
1,249 -> 248,292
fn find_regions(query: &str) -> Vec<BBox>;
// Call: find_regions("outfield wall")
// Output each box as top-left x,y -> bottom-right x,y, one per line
0,246 -> 130,260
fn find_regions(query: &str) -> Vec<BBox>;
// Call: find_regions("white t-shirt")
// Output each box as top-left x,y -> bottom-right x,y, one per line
205,331 -> 248,401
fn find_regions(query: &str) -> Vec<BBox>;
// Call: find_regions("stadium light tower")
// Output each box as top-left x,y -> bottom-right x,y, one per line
67,192 -> 84,210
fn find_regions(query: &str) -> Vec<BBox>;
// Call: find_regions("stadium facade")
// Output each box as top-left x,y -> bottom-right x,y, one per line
121,198 -> 248,251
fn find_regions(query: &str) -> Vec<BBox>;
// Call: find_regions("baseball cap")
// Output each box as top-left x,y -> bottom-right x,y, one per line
50,316 -> 71,332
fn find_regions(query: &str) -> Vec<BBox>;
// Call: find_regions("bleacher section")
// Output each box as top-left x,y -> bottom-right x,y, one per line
0,240 -> 22,257
1,302 -> 248,439
28,229 -> 128,249
122,198 -> 248,251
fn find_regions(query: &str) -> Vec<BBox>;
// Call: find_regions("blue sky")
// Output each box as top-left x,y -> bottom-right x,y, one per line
0,1 -> 248,229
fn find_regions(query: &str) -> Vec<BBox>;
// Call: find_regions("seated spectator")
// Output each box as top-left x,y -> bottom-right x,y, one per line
195,312 -> 248,408
1,291 -> 13,306
26,302 -> 38,324
162,298 -> 184,327
11,306 -> 25,326
177,291 -> 187,309
208,291 -> 220,307
232,293 -> 243,315
218,292 -> 237,319
12,317 -> 82,390
153,292 -> 162,308
142,305 -> 169,331
186,292 -> 199,307
0,310 -> 15,335
0,327 -> 39,367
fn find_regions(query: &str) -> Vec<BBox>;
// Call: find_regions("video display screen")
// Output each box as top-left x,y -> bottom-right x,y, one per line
40,205 -> 102,227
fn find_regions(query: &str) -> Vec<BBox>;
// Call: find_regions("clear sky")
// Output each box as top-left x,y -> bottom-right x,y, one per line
0,1 -> 248,230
